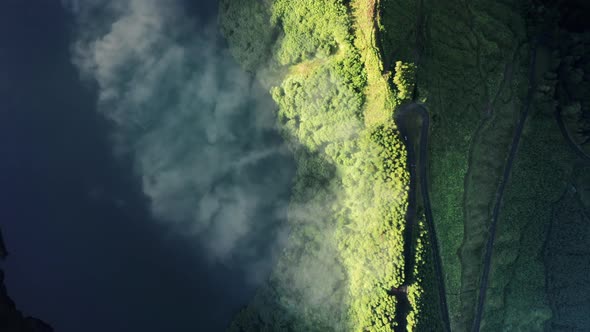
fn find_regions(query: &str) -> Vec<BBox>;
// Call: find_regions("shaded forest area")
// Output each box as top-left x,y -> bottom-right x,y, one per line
535,0 -> 590,330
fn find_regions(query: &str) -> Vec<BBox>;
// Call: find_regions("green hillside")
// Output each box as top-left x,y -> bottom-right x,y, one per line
219,0 -> 590,331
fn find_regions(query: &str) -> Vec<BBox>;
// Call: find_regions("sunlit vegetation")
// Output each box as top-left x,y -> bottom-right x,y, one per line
406,217 -> 443,332
221,0 -> 588,331
348,0 -> 395,126
220,0 -> 427,330
393,61 -> 416,102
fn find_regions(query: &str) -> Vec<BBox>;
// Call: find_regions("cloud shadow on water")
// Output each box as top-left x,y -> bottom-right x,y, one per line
0,0 -> 294,331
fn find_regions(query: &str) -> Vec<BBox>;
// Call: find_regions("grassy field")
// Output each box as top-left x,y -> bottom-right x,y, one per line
378,0 -> 484,327
540,28 -> 590,332
479,79 -> 572,330
479,23 -> 590,330
557,29 -> 590,157
544,185 -> 590,331
379,0 -> 536,329
575,165 -> 590,209
378,0 -> 418,68
422,2 -> 528,329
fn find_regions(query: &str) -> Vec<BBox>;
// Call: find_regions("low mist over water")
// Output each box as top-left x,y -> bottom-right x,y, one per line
0,0 -> 294,331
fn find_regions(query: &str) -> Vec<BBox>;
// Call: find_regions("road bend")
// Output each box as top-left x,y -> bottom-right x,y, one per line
395,103 -> 451,332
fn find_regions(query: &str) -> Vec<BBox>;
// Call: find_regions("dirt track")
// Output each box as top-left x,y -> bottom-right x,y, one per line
470,38 -> 540,332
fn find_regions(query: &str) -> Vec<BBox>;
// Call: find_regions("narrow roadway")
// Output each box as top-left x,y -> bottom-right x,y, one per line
470,38 -> 540,332
395,103 -> 451,332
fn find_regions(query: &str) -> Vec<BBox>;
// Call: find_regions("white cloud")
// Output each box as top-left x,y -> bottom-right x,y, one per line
66,0 -> 293,277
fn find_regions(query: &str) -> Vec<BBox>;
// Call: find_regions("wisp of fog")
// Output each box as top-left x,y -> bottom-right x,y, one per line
63,0 -> 294,284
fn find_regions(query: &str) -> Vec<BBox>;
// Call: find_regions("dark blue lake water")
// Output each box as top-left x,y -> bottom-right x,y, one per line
0,1 -> 292,331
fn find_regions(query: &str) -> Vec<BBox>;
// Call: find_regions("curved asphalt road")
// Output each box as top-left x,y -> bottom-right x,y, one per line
395,103 -> 451,332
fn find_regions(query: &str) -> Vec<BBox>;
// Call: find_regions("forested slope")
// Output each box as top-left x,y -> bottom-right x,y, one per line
219,0 -> 589,331
220,0 -> 440,330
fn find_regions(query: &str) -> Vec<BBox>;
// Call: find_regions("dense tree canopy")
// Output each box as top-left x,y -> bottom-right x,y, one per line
220,1 -> 436,331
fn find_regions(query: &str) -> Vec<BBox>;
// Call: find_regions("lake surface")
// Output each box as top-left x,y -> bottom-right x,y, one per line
0,1 -> 293,331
